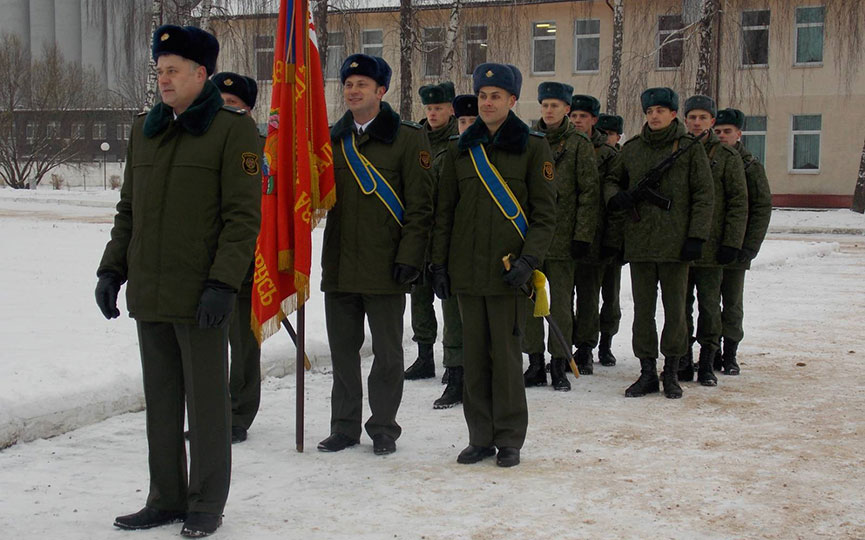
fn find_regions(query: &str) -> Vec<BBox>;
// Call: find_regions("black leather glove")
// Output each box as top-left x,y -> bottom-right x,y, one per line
570,241 -> 590,259
607,191 -> 635,212
502,255 -> 538,289
95,272 -> 122,319
680,238 -> 704,261
428,263 -> 451,300
716,245 -> 739,265
393,263 -> 421,285
196,280 -> 237,329
737,247 -> 758,262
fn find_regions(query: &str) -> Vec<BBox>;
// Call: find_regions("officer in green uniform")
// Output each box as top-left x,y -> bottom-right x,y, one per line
566,94 -> 616,375
405,81 -> 458,381
712,108 -> 773,374
598,114 -> 624,150
680,95 -> 748,386
522,84 -> 597,389
212,71 -> 262,444
431,63 -> 556,467
318,54 -> 434,456
96,25 -> 261,537
430,94 -> 476,409
605,87 -> 714,399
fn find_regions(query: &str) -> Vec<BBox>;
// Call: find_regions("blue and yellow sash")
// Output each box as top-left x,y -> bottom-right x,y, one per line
468,144 -> 528,239
341,134 -> 405,227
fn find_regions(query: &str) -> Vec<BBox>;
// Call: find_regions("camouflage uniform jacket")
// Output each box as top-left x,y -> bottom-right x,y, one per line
729,141 -> 773,270
586,126 -> 620,263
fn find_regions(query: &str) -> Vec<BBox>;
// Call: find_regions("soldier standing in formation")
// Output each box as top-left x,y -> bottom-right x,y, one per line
318,54 -> 434,456
431,63 -> 556,466
598,114 -> 624,150
522,84 -> 598,389
405,81 -> 459,382
212,71 -> 263,444
679,95 -> 748,387
605,87 -> 714,400
96,25 -> 262,537
712,108 -> 773,374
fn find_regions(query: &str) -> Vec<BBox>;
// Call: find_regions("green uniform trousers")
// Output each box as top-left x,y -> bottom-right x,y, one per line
324,292 -> 406,441
720,267 -> 747,343
136,321 -> 231,515
228,273 -> 261,431
600,262 -> 623,337
686,267 -> 724,352
573,262 -> 604,348
441,295 -> 463,368
629,262 -> 690,359
410,281 -> 437,345
458,293 -> 528,449
524,260 -> 576,358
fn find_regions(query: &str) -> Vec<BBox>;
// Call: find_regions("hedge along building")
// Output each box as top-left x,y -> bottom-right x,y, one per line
212,0 -> 865,208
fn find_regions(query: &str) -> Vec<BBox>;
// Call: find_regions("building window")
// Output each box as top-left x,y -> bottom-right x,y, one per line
254,35 -> 274,82
465,26 -> 487,75
325,32 -> 345,80
790,114 -> 821,172
25,121 -> 37,142
46,121 -> 61,139
742,9 -> 770,66
71,123 -> 85,139
532,22 -> 556,74
795,6 -> 824,65
362,29 -> 383,58
93,122 -> 106,140
741,115 -> 767,165
116,123 -> 131,141
422,27 -> 444,78
657,14 -> 684,69
573,19 -> 600,73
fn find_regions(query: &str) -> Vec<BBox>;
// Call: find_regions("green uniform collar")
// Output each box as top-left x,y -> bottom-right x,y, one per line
639,117 -> 686,147
143,80 -> 225,138
536,117 -> 574,145
590,126 -> 607,148
330,101 -> 401,144
458,110 -> 529,153
422,115 -> 457,146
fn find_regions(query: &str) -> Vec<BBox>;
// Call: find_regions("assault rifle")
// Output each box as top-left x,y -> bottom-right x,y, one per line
626,129 -> 709,222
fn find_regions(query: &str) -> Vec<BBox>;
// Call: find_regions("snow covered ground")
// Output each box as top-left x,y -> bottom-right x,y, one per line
1,189 -> 864,539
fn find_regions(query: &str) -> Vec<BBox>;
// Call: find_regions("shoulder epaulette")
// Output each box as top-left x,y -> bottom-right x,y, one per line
719,143 -> 739,158
448,134 -> 460,141
743,156 -> 759,170
434,147 -> 448,159
401,120 -> 422,130
529,130 -> 546,138
622,137 -> 640,147
222,105 -> 247,115
574,130 -> 591,142
136,110 -> 148,117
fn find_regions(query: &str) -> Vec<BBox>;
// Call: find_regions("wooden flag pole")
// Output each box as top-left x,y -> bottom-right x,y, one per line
296,304 -> 305,452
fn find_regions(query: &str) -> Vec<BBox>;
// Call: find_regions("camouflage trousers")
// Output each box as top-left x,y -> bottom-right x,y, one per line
685,266 -> 723,352
629,262 -> 690,359
720,267 -> 747,343
410,281 -> 463,367
229,277 -> 262,431
522,259 -> 575,359
572,261 -> 623,348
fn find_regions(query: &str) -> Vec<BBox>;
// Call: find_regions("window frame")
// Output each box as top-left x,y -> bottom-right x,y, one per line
531,21 -> 557,75
741,115 -> 767,165
71,123 -> 85,140
325,31 -> 346,81
422,27 -> 445,78
361,29 -> 384,58
789,114 -> 822,174
116,123 -> 131,141
253,34 -> 275,82
741,8 -> 771,68
793,5 -> 825,66
465,25 -> 488,76
92,122 -> 107,141
46,120 -> 61,139
656,14 -> 684,70
573,18 -> 600,74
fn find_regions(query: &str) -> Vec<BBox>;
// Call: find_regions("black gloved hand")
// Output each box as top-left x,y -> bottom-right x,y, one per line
95,272 -> 122,319
393,263 -> 421,285
570,241 -> 590,259
716,245 -> 739,265
428,263 -> 451,300
737,247 -> 758,262
680,238 -> 704,261
607,191 -> 635,212
196,280 -> 237,329
502,255 -> 538,289
599,245 -> 621,260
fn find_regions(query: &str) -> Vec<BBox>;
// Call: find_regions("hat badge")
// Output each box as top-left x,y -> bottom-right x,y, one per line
350,61 -> 359,68
485,70 -> 494,77
224,78 -> 233,86
160,32 -> 169,42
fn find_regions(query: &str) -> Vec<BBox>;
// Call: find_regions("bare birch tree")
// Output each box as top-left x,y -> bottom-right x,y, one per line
145,0 -> 164,108
398,0 -> 414,118
605,0 -> 624,114
694,0 -> 720,97
440,0 -> 462,80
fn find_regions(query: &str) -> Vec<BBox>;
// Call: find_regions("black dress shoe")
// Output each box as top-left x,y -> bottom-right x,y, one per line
317,433 -> 360,452
496,447 -> 520,467
113,506 -> 186,530
456,445 -> 495,464
180,512 -> 223,537
231,426 -> 247,444
372,434 -> 396,455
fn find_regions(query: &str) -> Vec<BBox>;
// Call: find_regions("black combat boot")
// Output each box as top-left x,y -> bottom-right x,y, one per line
678,339 -> 695,381
713,344 -> 723,371
598,333 -> 617,366
523,353 -> 547,387
576,345 -> 593,375
625,358 -> 659,397
441,369 -> 449,385
722,339 -> 740,375
549,357 -> 571,391
661,357 -> 683,399
405,342 -> 435,380
697,346 -> 718,386
433,366 -> 463,409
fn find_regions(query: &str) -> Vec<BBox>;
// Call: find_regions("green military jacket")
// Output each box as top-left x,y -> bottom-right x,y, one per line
604,118 -> 714,263
98,80 -> 262,323
421,115 -> 458,157
535,117 -> 598,261
431,111 -> 557,295
586,126 -> 620,262
730,141 -> 773,270
321,101 -> 434,294
693,131 -> 748,267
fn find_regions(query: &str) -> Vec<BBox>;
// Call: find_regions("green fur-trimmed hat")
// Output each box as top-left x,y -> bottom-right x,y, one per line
598,114 -> 623,134
152,24 -> 219,75
453,94 -> 478,118
473,63 -> 522,99
640,87 -> 679,112
570,94 -> 601,116
537,82 -> 574,105
340,53 -> 392,90
212,72 -> 258,110
419,81 -> 455,105
683,94 -> 717,117
716,108 -> 745,129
